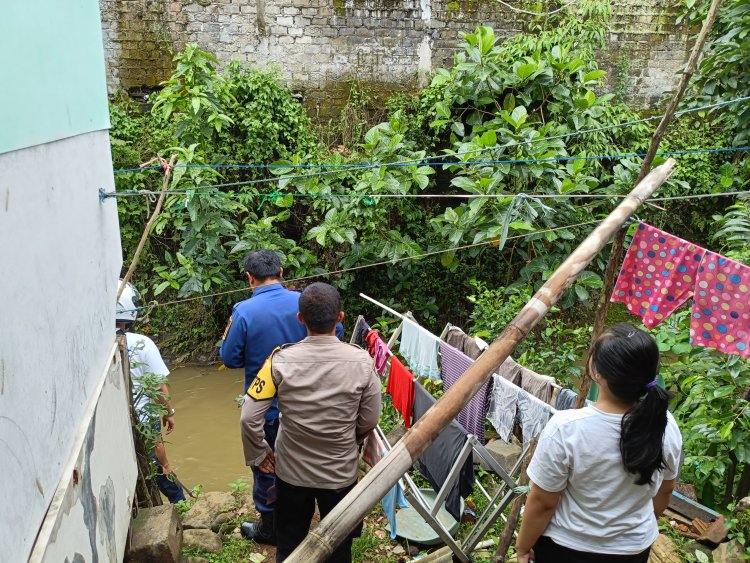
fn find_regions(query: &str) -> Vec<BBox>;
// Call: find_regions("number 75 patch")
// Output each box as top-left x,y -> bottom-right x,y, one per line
247,347 -> 280,400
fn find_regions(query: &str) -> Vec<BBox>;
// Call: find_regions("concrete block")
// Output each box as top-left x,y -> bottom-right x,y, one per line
476,439 -> 522,473
183,529 -> 223,554
182,491 -> 236,530
127,504 -> 182,563
712,540 -> 744,563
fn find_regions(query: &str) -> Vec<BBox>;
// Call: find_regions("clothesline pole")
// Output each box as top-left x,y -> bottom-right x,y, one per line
284,159 -> 676,563
360,293 -> 426,329
579,0 -> 723,408
492,436 -> 538,563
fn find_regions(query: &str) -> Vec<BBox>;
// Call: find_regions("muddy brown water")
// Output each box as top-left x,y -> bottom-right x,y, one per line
164,365 -> 252,493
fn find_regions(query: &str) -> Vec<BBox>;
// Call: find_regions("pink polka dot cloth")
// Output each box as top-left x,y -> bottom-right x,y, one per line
611,223 -> 707,328
690,252 -> 750,359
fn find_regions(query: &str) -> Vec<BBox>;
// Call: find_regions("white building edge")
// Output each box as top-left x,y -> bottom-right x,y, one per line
0,2 -> 136,561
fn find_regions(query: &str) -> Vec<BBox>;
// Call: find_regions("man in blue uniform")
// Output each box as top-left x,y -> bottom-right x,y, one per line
220,249 -> 342,544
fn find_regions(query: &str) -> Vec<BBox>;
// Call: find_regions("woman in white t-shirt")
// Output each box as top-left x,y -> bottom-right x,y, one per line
516,323 -> 683,563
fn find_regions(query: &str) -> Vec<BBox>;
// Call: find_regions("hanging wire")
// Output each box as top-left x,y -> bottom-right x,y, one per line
105,146 -> 750,199
495,0 -> 576,16
112,95 -> 750,175
116,218 -> 601,314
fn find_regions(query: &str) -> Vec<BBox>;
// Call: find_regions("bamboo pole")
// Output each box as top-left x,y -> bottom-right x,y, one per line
285,159 -> 676,562
117,154 -> 178,301
576,0 -> 723,408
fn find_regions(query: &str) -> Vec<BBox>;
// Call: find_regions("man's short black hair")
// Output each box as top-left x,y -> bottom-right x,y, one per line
243,250 -> 282,281
299,283 -> 341,333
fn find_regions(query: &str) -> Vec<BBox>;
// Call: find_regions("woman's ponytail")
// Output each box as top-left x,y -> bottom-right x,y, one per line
620,384 -> 670,485
591,323 -> 669,486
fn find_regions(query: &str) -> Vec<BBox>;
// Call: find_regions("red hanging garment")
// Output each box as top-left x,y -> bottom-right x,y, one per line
386,356 -> 415,429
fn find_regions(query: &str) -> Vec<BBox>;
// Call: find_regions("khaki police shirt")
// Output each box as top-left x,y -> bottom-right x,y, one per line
241,335 -> 382,489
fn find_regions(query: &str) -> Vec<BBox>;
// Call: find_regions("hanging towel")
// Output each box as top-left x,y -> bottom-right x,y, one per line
611,222 -> 707,328
361,430 -> 409,539
444,325 -> 484,360
487,374 -> 520,442
365,330 -> 390,376
519,366 -> 555,404
555,388 -> 577,410
516,390 -> 552,447
691,252 -> 750,358
439,341 -> 491,444
386,357 -> 415,428
354,316 -> 371,348
400,321 -> 441,379
412,384 -> 474,522
381,482 -> 410,540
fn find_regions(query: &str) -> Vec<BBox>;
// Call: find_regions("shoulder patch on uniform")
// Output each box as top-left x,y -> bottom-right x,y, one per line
247,347 -> 281,400
222,316 -> 233,339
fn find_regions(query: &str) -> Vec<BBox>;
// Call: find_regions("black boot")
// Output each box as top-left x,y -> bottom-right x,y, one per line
240,512 -> 276,545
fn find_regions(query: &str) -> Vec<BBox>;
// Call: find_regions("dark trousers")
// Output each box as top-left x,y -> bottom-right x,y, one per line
155,471 -> 185,504
534,536 -> 651,563
252,418 -> 279,515
275,477 -> 362,563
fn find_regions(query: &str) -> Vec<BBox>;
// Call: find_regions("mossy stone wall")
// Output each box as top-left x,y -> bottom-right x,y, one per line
100,0 -> 689,116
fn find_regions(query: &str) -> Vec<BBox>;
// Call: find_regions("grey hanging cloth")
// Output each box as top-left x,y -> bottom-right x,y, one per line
444,325 -> 484,360
555,388 -> 577,410
353,316 -> 371,348
412,384 -> 474,521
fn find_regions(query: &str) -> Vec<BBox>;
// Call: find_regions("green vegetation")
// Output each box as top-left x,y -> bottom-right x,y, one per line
112,0 -> 750,557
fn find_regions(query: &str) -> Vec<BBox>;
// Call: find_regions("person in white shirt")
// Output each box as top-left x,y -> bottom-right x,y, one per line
516,323 -> 682,563
117,281 -> 184,504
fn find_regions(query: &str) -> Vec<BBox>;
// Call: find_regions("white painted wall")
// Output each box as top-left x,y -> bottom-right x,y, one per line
29,345 -> 137,563
0,130 -> 125,562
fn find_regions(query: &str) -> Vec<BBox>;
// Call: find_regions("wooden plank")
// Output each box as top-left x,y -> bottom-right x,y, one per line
668,491 -> 720,522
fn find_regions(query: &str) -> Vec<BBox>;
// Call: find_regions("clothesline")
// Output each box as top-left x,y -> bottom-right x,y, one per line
104,147 -> 750,198
361,292 -> 563,391
113,94 -> 750,174
361,293 -> 559,416
360,293 -> 430,332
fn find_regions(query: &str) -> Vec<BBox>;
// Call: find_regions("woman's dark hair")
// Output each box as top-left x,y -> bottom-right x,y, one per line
591,323 -> 670,485
299,283 -> 341,334
243,250 -> 282,281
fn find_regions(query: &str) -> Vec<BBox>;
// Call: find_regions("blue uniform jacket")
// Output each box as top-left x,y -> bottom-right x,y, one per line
219,283 -> 343,420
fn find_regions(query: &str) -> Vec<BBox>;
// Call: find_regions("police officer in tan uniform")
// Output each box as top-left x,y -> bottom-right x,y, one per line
241,282 -> 381,562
